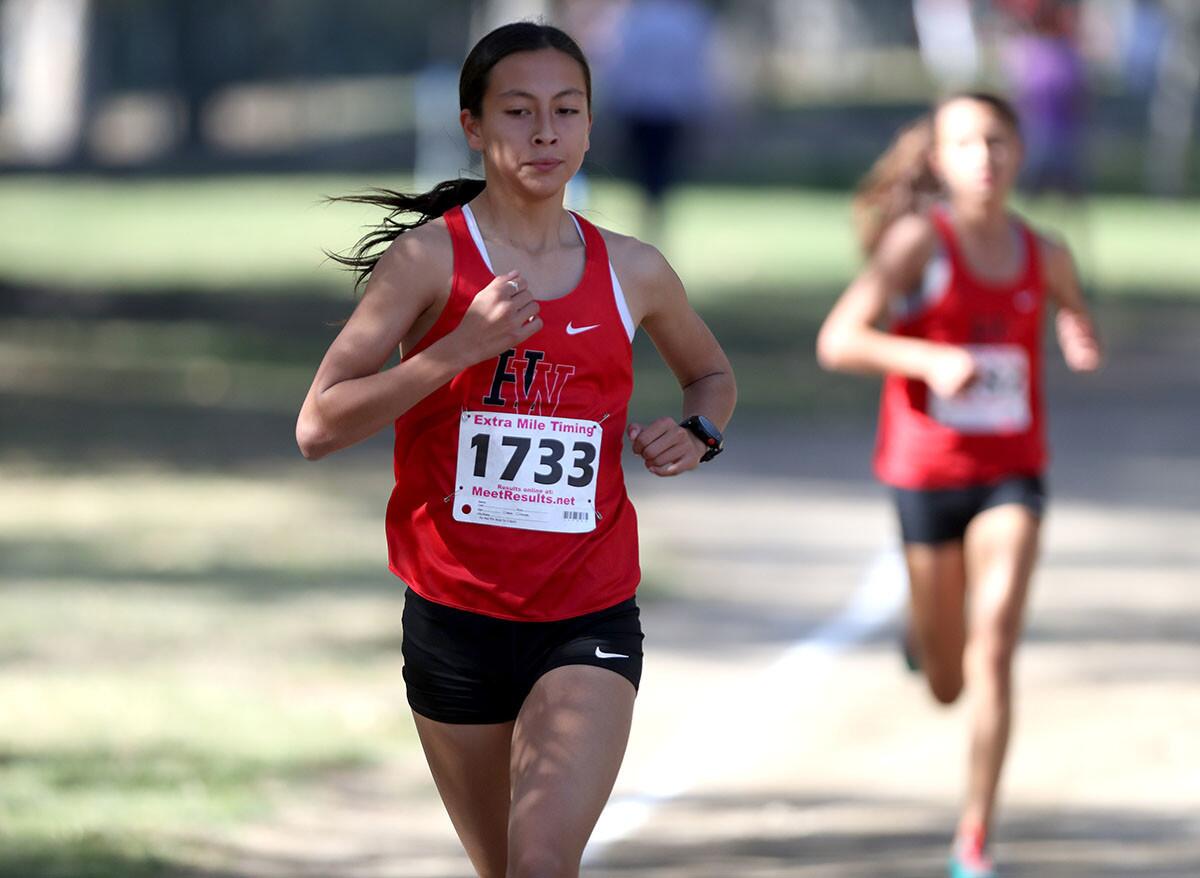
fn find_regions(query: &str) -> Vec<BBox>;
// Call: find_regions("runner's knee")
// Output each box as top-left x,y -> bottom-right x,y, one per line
968,633 -> 1017,687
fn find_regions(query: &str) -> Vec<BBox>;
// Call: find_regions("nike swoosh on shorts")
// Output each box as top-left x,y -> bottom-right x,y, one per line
594,646 -> 629,659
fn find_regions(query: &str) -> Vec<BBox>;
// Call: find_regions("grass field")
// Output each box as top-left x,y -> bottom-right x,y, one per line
1,176 -> 1198,876
0,465 -> 420,877
1,175 -> 1199,297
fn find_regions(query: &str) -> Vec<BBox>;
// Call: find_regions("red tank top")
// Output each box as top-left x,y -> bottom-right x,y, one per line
874,206 -> 1048,489
385,204 -> 640,621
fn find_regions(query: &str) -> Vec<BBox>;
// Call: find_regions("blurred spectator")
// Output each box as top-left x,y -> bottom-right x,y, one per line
1145,0 -> 1200,196
551,0 -> 628,210
913,0 -> 980,87
999,0 -> 1088,196
0,0 -> 89,163
413,10 -> 473,190
1120,0 -> 1169,94
603,0 -> 716,240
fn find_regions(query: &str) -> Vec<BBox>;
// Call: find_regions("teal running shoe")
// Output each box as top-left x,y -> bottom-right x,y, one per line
948,830 -> 995,878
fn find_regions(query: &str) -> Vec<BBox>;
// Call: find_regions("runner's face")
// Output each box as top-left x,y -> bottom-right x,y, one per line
462,49 -> 591,198
932,99 -> 1022,205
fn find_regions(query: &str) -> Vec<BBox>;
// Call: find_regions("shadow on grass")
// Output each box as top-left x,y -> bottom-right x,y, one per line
2,281 -> 1199,473
0,281 -> 354,335
0,280 -> 872,469
0,537 -> 392,597
0,836 -> 180,878
0,744 -> 374,878
0,743 -> 368,796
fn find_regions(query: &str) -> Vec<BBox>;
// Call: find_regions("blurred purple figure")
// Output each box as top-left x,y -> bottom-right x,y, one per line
1002,0 -> 1087,196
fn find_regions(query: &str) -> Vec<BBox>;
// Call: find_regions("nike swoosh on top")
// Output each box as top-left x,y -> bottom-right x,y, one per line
594,646 -> 629,659
566,322 -> 600,335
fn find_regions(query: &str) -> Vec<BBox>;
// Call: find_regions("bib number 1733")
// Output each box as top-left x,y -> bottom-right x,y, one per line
453,412 -> 602,533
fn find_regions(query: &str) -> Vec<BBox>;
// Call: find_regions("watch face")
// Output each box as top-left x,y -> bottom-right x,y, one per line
682,415 -> 723,462
695,415 -> 721,443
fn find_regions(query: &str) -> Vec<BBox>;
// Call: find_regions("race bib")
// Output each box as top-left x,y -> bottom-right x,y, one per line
453,411 -> 601,533
929,344 -> 1031,434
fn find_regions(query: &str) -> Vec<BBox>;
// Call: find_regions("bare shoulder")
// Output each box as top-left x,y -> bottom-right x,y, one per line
594,225 -> 683,325
593,225 -> 681,324
366,216 -> 454,299
329,216 -> 457,355
1033,228 -> 1075,281
859,212 -> 938,297
595,225 -> 674,285
874,212 -> 938,269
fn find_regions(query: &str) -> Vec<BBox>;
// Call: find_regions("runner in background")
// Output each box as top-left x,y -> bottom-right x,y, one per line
816,92 -> 1102,878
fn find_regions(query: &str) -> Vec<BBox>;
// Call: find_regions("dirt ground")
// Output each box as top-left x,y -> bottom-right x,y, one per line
181,300 -> 1200,878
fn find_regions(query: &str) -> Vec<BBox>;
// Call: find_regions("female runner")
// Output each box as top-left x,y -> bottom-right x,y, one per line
297,22 -> 735,878
817,92 -> 1101,878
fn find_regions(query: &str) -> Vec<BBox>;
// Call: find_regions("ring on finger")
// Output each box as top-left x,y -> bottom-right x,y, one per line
507,279 -> 520,293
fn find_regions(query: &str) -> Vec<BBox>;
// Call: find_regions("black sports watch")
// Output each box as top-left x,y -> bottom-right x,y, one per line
680,414 -> 724,462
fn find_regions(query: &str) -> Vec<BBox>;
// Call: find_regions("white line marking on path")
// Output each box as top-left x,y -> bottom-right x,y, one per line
583,548 -> 908,863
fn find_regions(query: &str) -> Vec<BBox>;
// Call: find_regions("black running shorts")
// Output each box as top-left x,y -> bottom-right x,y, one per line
401,588 -> 644,724
893,475 -> 1046,545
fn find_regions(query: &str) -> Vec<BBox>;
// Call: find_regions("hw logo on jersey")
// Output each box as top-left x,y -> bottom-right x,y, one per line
970,317 -> 1010,344
484,348 -> 576,416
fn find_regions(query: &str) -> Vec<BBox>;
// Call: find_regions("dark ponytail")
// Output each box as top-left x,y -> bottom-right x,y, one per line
852,91 -> 1022,256
329,21 -> 591,289
325,179 -> 486,290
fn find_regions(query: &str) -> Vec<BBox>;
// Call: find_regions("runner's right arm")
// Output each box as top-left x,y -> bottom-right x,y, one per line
296,226 -> 542,460
816,213 -> 976,398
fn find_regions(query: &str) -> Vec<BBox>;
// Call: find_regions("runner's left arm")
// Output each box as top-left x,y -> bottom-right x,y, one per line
617,238 -> 736,477
1042,238 -> 1103,372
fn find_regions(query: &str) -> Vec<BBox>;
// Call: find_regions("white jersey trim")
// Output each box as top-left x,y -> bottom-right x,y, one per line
460,203 -> 495,273
566,210 -> 585,242
608,262 -> 636,342
461,203 -> 634,341
892,243 -> 950,321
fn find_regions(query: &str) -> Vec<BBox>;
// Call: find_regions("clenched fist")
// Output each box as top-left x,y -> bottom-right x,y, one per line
452,271 -> 543,364
924,345 -> 978,398
627,417 -> 705,477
